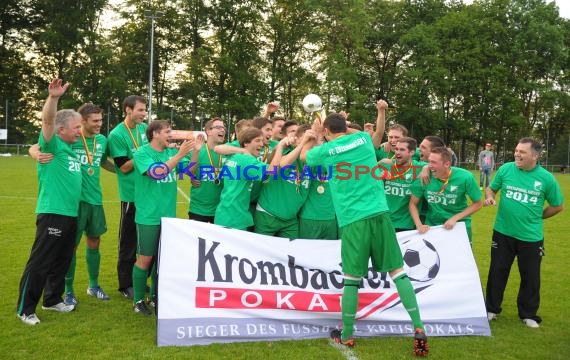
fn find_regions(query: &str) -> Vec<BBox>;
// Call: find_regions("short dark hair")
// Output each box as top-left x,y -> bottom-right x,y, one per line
146,120 -> 170,142
281,120 -> 298,135
323,113 -> 347,134
295,124 -> 310,138
234,119 -> 252,138
122,95 -> 146,113
424,135 -> 445,149
388,124 -> 408,136
77,103 -> 103,120
347,123 -> 363,131
204,117 -> 223,130
519,137 -> 542,154
239,128 -> 263,147
251,116 -> 272,129
397,137 -> 417,151
430,146 -> 452,163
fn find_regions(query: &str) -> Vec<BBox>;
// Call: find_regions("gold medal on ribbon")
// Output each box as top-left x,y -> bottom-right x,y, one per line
205,145 -> 222,185
80,129 -> 97,174
316,185 -> 325,194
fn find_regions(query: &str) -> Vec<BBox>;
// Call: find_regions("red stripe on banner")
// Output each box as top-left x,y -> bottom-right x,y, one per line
356,292 -> 401,320
195,287 -> 396,313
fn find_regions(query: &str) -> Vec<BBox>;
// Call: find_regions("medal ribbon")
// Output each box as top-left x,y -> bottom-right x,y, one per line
123,120 -> 140,150
390,161 -> 412,180
262,145 -> 269,162
205,144 -> 222,180
80,129 -> 96,166
438,169 -> 453,194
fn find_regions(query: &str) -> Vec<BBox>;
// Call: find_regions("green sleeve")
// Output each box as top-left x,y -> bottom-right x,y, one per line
410,179 -> 425,199
108,131 -> 128,158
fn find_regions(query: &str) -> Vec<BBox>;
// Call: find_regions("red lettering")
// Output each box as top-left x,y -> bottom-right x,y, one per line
372,164 -> 390,180
335,162 -> 351,180
195,287 -> 398,314
354,165 -> 369,179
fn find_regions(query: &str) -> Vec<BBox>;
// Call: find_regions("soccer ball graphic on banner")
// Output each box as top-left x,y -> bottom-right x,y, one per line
402,238 -> 440,282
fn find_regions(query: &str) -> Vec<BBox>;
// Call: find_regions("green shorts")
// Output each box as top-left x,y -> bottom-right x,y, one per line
299,218 -> 339,240
136,224 -> 161,256
254,210 -> 298,239
340,212 -> 403,277
75,201 -> 107,244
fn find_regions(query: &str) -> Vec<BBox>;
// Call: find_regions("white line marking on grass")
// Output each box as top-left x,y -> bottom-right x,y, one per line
177,186 -> 190,202
328,339 -> 360,360
0,195 -> 37,200
0,195 -> 188,204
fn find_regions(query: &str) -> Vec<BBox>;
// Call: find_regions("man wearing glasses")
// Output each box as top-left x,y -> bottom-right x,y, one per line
187,118 -> 227,223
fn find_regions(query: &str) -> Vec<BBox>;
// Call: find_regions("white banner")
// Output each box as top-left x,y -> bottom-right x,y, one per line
157,219 -> 490,346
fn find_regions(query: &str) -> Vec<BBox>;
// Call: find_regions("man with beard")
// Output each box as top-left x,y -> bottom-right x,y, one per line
383,137 -> 424,232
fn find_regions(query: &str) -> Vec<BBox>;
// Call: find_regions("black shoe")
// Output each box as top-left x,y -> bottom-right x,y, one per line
148,296 -> 158,315
120,287 -> 134,299
133,300 -> 152,316
330,329 -> 355,348
413,328 -> 429,357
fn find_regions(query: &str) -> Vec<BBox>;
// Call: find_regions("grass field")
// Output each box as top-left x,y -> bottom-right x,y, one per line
0,156 -> 568,359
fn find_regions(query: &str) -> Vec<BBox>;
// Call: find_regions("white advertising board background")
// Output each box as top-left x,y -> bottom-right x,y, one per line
157,218 -> 490,346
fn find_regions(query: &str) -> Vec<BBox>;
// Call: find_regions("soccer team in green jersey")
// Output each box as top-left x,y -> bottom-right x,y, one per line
18,79 -> 565,357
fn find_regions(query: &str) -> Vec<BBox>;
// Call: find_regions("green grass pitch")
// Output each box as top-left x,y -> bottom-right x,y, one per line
0,156 -> 568,359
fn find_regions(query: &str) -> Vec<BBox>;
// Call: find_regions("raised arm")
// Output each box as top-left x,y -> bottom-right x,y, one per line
42,79 -> 69,143
280,131 -> 316,167
214,144 -> 246,155
372,100 -> 388,148
269,137 -> 294,168
188,134 -> 205,175
262,101 -> 279,118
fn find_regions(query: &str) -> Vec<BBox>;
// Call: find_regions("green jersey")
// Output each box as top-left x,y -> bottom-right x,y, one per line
383,161 -> 423,229
299,166 -> 336,221
223,139 -> 275,202
410,167 -> 481,227
214,153 -> 266,229
375,147 -> 394,162
189,145 -> 224,216
491,162 -> 564,242
257,153 -> 309,220
72,134 -> 108,205
35,132 -> 82,216
108,122 -> 148,202
306,132 -> 389,227
133,144 -> 179,225
251,140 -> 277,202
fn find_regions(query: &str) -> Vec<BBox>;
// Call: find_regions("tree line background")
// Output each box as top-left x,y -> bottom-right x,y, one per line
1,0 -> 569,165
